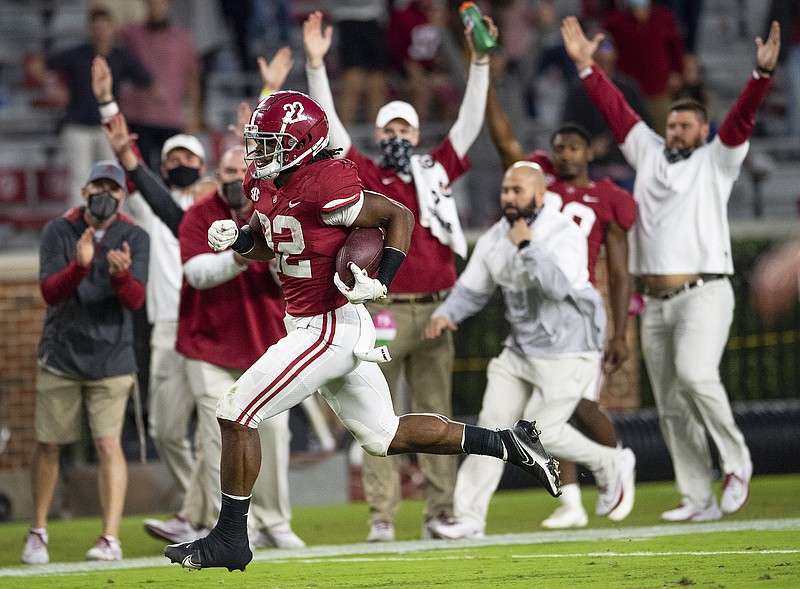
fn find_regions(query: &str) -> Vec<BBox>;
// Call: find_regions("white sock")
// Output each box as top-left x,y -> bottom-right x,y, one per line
559,483 -> 582,509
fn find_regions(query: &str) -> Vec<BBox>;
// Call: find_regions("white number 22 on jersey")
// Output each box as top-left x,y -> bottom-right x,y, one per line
258,213 -> 312,278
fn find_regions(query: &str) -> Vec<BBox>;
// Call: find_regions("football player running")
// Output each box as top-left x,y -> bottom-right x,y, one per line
164,91 -> 561,572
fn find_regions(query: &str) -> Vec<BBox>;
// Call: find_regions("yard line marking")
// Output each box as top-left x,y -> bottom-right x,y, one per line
1,518 -> 798,577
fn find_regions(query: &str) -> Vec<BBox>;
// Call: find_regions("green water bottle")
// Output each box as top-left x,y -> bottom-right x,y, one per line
459,1 -> 497,54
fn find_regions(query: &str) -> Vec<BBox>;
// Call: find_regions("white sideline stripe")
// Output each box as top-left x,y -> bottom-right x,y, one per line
2,517 -> 798,578
264,549 -> 800,565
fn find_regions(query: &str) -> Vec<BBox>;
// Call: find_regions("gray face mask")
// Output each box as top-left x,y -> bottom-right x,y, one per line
221,179 -> 248,209
87,191 -> 119,223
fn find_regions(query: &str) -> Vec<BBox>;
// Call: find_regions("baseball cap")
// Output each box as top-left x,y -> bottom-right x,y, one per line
86,160 -> 128,194
375,101 -> 420,130
161,134 -> 206,161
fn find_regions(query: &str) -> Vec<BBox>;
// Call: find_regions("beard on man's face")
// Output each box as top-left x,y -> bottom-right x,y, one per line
503,204 -> 538,223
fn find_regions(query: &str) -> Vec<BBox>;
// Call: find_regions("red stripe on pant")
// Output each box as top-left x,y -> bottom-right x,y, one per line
238,311 -> 336,426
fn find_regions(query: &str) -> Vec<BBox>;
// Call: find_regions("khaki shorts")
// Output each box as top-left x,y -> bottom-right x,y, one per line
35,366 -> 134,444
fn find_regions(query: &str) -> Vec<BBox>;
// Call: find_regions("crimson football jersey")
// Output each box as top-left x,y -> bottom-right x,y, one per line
547,178 -> 637,285
346,137 -> 469,293
244,158 -> 363,316
528,151 -> 637,285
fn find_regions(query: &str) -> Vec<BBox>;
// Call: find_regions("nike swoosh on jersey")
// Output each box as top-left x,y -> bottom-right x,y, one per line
381,177 -> 396,185
582,195 -> 600,203
288,200 -> 301,208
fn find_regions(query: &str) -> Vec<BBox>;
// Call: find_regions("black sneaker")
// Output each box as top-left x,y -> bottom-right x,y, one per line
499,420 -> 561,497
164,534 -> 252,572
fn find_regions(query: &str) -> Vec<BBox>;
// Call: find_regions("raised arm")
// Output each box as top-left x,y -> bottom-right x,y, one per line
93,56 -> 184,234
303,11 -> 352,154
228,47 -> 295,141
560,16 -> 641,143
447,16 -> 497,158
717,20 -> 780,147
102,112 -> 184,235
486,86 -> 526,170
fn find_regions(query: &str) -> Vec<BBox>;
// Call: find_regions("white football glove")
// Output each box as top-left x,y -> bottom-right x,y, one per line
208,219 -> 239,252
334,262 -> 388,304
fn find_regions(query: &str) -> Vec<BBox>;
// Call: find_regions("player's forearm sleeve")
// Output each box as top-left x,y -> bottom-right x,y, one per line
376,247 -> 406,289
717,73 -> 771,147
580,66 -> 641,144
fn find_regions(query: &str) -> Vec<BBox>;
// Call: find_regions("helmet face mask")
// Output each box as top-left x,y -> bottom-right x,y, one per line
244,91 -> 330,180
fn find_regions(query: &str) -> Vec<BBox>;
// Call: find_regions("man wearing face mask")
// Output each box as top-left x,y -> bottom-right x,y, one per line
24,161 -> 149,564
303,10 -> 496,541
421,162 -> 635,539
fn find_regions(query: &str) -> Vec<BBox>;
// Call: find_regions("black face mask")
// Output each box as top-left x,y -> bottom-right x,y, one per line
379,137 -> 413,175
165,165 -> 201,188
664,147 -> 694,164
87,191 -> 119,223
221,179 -> 248,209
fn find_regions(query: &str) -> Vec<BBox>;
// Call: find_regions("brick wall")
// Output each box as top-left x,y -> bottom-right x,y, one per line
0,255 -> 44,472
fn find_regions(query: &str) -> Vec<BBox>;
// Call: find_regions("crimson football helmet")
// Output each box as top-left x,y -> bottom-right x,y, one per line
243,91 -> 330,180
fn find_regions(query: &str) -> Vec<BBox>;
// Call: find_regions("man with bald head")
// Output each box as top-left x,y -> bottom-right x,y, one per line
424,162 -> 636,538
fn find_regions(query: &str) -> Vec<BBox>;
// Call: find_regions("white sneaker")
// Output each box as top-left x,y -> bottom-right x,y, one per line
422,514 -> 484,540
721,461 -> 752,514
85,535 -> 122,561
143,516 -> 208,544
661,497 -> 722,522
596,448 -> 636,521
366,520 -> 395,542
254,525 -> 306,549
541,504 -> 588,529
22,529 -> 49,565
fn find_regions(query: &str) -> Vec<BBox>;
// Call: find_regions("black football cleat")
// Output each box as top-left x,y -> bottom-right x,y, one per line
500,419 -> 562,497
164,535 -> 252,572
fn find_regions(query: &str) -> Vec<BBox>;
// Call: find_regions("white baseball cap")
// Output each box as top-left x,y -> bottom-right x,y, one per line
375,101 -> 419,130
161,134 -> 206,161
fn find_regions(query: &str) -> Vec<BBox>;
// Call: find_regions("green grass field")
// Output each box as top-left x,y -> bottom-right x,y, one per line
1,474 -> 798,588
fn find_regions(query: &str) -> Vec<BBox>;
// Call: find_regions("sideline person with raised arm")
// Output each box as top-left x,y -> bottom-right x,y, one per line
560,15 -> 781,521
